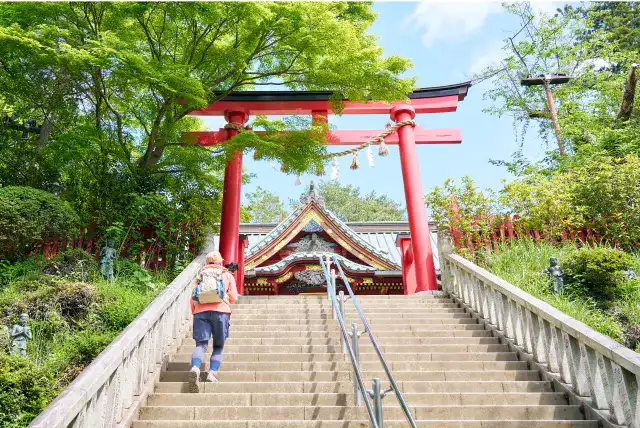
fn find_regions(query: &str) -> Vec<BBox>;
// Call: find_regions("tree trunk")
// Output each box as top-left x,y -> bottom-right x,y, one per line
615,65 -> 638,125
36,112 -> 54,151
138,101 -> 170,169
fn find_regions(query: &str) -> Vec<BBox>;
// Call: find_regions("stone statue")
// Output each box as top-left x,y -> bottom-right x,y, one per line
10,313 -> 31,357
99,239 -> 117,280
544,257 -> 565,294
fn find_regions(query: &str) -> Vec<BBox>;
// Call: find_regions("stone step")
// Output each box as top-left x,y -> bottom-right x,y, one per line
221,320 -> 481,328
133,420 -> 598,428
226,312 -> 469,323
234,300 -> 455,305
224,321 -> 477,332
186,326 -> 492,337
155,380 -> 554,394
232,309 -> 468,315
160,370 -> 541,383
231,312 -> 472,320
143,293 -> 598,428
233,303 -> 461,309
188,326 -> 482,339
235,296 -> 450,302
185,333 -> 490,346
180,337 -> 501,349
138,405 -> 583,421
237,296 -> 451,300
147,392 -> 567,407
165,360 -> 528,372
172,350 -> 517,362
174,344 -> 510,355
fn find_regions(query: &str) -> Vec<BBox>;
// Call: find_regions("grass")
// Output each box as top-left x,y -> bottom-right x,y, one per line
476,239 -> 640,349
0,250 -> 175,427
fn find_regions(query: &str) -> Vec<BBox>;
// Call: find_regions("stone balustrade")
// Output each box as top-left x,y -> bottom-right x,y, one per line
29,242 -> 213,428
438,231 -> 640,428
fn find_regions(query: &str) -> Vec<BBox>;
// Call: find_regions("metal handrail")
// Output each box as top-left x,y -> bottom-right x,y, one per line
319,256 -> 379,428
332,256 -> 419,428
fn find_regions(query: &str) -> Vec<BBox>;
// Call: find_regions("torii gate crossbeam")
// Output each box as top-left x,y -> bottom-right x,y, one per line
185,82 -> 471,295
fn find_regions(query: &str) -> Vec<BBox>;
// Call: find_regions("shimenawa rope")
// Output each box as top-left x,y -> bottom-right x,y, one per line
223,119 -> 416,169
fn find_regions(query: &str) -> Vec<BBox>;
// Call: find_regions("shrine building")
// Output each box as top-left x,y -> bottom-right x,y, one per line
211,184 -> 438,296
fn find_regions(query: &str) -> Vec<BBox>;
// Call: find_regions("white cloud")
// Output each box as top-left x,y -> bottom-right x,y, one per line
468,40 -> 505,76
531,1 -> 560,19
408,2 -> 503,47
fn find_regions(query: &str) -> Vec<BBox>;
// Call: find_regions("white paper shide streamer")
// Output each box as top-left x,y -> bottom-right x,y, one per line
367,145 -> 374,167
330,157 -> 339,181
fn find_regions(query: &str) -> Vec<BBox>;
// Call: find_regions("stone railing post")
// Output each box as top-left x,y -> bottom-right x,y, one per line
436,228 -> 454,294
443,253 -> 640,428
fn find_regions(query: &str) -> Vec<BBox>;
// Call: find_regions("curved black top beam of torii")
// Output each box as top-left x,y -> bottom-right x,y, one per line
210,81 -> 471,102
191,81 -> 472,117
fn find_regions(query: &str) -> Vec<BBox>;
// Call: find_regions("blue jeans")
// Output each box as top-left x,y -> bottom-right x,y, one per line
191,311 -> 230,371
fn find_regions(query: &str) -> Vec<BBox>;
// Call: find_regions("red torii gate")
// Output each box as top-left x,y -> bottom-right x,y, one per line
186,82 -> 471,295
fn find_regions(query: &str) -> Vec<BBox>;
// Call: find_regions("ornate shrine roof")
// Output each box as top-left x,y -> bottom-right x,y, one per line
255,252 -> 377,275
243,182 -> 402,271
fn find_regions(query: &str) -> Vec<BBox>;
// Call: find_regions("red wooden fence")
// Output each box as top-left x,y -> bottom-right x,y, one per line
447,198 -> 632,255
27,221 -> 201,270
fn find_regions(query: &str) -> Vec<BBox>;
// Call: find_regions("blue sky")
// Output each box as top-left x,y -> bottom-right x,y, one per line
198,2 -> 562,211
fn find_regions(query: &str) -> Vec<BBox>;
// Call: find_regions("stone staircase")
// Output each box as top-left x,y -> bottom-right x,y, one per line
132,294 -> 599,427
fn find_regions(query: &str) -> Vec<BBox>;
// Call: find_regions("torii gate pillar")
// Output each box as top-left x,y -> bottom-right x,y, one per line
391,105 -> 438,291
219,110 -> 248,292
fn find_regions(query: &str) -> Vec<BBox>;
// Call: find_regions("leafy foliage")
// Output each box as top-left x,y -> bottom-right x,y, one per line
425,155 -> 640,251
245,186 -> 288,224
561,247 -> 637,304
0,353 -> 56,428
0,2 -> 413,240
473,2 -> 640,165
290,181 -> 406,222
502,154 -> 640,248
425,176 -> 498,250
0,250 -> 169,425
481,240 -> 640,350
0,187 -> 79,260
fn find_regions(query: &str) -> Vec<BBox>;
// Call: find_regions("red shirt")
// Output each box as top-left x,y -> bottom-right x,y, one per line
190,264 -> 238,315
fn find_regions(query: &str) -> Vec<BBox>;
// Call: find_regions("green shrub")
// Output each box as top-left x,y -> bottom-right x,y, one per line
62,328 -> 117,365
114,259 -> 143,278
561,247 -> 635,304
97,282 -> 156,331
0,252 -> 168,427
0,353 -> 57,428
42,249 -> 98,281
0,187 -> 79,260
0,277 -> 98,327
481,240 -> 626,341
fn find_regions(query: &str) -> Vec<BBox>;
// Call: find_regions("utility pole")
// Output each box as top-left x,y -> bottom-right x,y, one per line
521,74 -> 571,155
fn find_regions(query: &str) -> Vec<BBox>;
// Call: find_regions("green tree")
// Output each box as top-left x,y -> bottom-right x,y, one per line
292,181 -> 405,222
473,1 -> 640,167
0,2 -> 414,232
245,187 -> 289,223
0,187 -> 79,260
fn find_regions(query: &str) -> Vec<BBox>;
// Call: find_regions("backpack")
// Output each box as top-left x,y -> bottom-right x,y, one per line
193,266 -> 228,304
